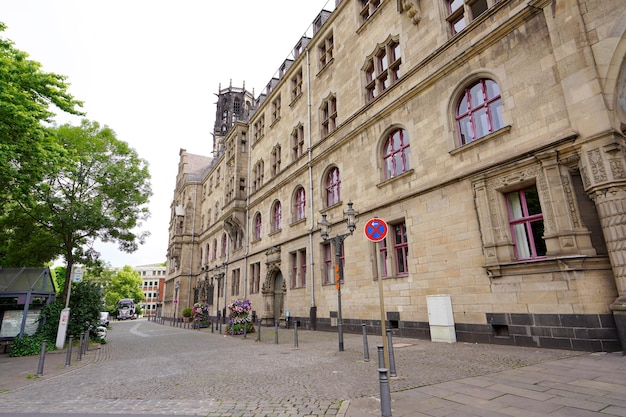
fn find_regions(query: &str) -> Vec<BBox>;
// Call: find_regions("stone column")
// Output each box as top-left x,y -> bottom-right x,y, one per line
579,135 -> 626,296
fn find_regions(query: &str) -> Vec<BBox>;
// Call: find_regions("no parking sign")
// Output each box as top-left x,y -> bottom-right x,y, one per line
364,218 -> 388,242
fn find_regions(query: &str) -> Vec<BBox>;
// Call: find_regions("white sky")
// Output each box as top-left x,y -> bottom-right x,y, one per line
2,0 -> 332,268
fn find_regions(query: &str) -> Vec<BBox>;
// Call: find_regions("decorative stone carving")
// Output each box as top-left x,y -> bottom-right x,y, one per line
398,0 -> 421,25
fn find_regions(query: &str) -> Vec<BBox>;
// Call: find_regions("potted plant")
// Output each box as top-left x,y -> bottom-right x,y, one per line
181,307 -> 193,323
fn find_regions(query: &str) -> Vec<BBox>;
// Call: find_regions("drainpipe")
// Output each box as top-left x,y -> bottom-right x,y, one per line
188,182 -> 199,308
306,48 -> 317,330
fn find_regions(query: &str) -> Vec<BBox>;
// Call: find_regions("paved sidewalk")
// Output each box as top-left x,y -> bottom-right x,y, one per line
344,351 -> 626,417
1,325 -> 625,416
0,343 -> 96,392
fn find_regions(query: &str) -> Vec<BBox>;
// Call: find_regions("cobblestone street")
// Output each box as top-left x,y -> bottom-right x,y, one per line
0,318 -> 589,416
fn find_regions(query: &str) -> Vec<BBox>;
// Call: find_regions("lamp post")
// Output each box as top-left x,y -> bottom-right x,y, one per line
319,201 -> 358,352
213,262 -> 226,333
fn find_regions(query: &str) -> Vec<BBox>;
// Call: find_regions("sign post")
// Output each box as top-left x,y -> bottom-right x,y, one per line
364,218 -> 390,370
56,265 -> 84,349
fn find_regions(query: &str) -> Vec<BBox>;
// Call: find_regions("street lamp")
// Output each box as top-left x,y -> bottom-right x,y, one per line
319,201 -> 358,352
213,262 -> 226,333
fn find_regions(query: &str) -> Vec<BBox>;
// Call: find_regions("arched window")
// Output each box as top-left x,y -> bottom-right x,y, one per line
294,187 -> 306,221
205,243 -> 210,264
455,78 -> 503,146
325,167 -> 341,207
254,213 -> 262,240
272,201 -> 282,231
212,238 -> 217,260
383,128 -> 410,179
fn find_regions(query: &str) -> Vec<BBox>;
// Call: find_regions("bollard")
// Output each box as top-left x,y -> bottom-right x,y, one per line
211,320 -> 214,333
36,339 -> 47,376
243,320 -> 247,339
257,319 -> 261,342
77,333 -> 84,361
378,368 -> 393,417
362,323 -> 370,362
377,344 -> 385,369
274,321 -> 279,344
386,329 -> 397,377
65,336 -> 73,368
293,320 -> 299,349
83,331 -> 89,355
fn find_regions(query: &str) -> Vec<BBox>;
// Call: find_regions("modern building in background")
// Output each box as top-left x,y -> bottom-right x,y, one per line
165,0 -> 626,352
135,264 -> 165,317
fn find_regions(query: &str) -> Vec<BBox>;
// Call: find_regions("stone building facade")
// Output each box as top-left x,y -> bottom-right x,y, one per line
135,264 -> 165,318
165,0 -> 626,351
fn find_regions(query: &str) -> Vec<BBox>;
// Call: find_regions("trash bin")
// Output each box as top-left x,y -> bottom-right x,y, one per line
610,296 -> 626,355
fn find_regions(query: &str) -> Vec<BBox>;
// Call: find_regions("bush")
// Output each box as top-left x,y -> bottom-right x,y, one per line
182,307 -> 193,318
9,334 -> 54,357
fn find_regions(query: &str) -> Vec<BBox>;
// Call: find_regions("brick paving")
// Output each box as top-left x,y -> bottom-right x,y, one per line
0,319 -> 624,416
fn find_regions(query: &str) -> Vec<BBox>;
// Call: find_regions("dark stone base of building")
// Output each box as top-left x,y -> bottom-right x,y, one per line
296,312 -> 622,353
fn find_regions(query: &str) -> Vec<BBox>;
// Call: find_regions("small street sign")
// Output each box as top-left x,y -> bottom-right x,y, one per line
364,218 -> 388,242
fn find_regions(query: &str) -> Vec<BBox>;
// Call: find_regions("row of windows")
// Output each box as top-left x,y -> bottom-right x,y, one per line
199,182 -> 544,272
252,76 -> 503,192
251,0 -> 504,147
272,182 -> 544,291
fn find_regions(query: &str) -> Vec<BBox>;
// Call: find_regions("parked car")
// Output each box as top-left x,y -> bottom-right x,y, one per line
96,326 -> 107,339
99,312 -> 110,326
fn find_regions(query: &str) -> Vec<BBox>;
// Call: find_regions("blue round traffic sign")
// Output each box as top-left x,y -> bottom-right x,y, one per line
364,218 -> 388,242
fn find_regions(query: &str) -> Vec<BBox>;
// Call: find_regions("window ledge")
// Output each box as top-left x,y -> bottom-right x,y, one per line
356,1 -> 388,34
316,58 -> 334,78
321,200 -> 344,213
269,229 -> 282,237
289,92 -> 303,107
270,117 -> 281,128
374,274 -> 409,280
290,218 -> 306,227
376,169 -> 415,188
449,125 -> 511,155
485,255 -> 611,278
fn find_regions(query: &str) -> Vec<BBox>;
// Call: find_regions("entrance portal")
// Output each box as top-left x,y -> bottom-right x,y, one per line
273,271 -> 284,323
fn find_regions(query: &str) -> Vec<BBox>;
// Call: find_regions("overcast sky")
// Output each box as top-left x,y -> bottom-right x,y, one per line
2,0 -> 332,268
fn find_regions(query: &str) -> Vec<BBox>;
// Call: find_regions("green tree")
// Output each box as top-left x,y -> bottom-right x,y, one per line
104,266 -> 145,314
0,22 -> 84,198
9,120 -> 152,301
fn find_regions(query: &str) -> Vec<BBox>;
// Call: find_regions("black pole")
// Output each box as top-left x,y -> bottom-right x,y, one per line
334,237 -> 344,352
65,335 -> 73,368
386,329 -> 397,377
36,339 -> 47,376
294,320 -> 299,349
362,323 -> 370,362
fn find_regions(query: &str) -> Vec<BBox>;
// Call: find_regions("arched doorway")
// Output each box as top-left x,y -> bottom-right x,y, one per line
273,271 -> 284,323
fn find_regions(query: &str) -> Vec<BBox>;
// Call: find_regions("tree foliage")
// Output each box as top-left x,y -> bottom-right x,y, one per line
102,266 -> 145,313
16,120 -> 152,301
0,22 -> 84,197
38,281 -> 104,342
0,26 -> 152,298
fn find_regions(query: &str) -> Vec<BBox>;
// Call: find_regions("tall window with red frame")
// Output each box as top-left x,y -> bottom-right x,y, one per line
325,167 -> 341,207
290,252 -> 298,288
221,233 -> 227,257
294,187 -> 306,221
254,213 -> 262,240
299,249 -> 307,287
393,222 -> 409,275
272,201 -> 282,231
456,78 -> 503,146
506,185 -> 546,260
379,239 -> 388,277
383,128 -> 410,180
323,243 -> 333,285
